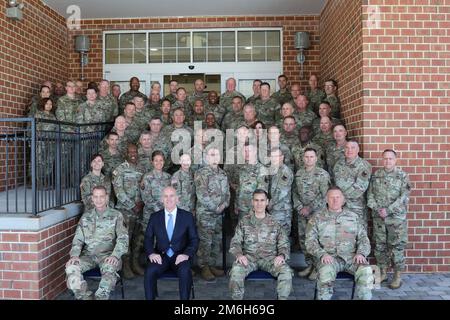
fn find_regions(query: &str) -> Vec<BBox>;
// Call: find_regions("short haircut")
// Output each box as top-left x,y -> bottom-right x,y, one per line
332,123 -> 347,131
260,82 -> 271,89
91,153 -> 104,162
176,87 -> 186,94
253,189 -> 270,200
169,79 -> 178,85
151,150 -> 165,161
140,130 -> 151,137
125,102 -> 136,108
253,79 -> 262,85
383,149 -> 397,157
327,185 -> 343,194
150,116 -> 162,122
92,185 -> 108,194
40,85 -> 51,93
107,132 -> 119,139
160,98 -> 171,105
129,77 -> 139,84
232,95 -> 243,103
304,147 -> 317,155
325,79 -> 338,88
278,74 -> 288,81
283,115 -> 296,122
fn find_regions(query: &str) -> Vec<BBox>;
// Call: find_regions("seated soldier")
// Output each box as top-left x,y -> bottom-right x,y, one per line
65,186 -> 128,300
229,189 -> 293,300
306,186 -> 374,300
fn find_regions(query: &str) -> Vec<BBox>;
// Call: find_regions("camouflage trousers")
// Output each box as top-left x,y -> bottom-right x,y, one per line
270,210 -> 292,237
229,257 -> 293,300
373,216 -> 407,272
196,210 -> 222,268
133,207 -> 163,259
120,209 -> 141,257
316,256 -> 374,300
297,214 -> 314,266
65,255 -> 121,300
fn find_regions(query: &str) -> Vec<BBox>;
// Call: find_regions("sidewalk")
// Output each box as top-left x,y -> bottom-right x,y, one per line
56,272 -> 450,300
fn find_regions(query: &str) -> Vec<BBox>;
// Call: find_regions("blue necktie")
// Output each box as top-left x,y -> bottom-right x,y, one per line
166,213 -> 174,257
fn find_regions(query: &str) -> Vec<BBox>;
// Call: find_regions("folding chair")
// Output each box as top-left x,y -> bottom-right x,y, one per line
82,267 -> 125,299
245,270 -> 278,299
155,269 -> 195,299
313,271 -> 356,300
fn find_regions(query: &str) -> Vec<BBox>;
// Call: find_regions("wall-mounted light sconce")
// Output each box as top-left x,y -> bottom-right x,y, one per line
295,32 -> 310,79
75,35 -> 90,81
6,0 -> 25,21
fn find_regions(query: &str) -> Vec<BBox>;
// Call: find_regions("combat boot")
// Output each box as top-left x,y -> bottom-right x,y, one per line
380,268 -> 388,283
200,266 -> 215,281
308,267 -> 318,281
131,253 -> 145,276
389,271 -> 402,289
122,257 -> 135,279
298,265 -> 312,277
210,266 -> 225,277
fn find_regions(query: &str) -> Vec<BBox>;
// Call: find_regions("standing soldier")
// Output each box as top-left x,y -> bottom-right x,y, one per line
219,77 -> 246,113
246,79 -> 262,105
271,74 -> 293,106
195,147 -> 230,281
312,116 -> 335,151
255,82 -> 280,127
65,186 -> 128,300
97,79 -> 119,122
112,144 -> 145,279
75,87 -> 104,133
305,74 -> 326,116
293,95 -> 317,129
100,132 -> 125,179
204,90 -> 226,127
137,131 -> 155,173
221,96 -> 245,131
306,187 -> 374,300
325,124 -> 348,180
147,89 -> 162,111
119,77 -> 148,114
188,78 -> 208,106
291,125 -> 325,172
56,81 -> 83,129
333,140 -> 372,228
171,154 -> 196,213
367,149 -> 411,289
229,189 -> 293,300
312,101 -> 343,136
257,148 -> 294,236
323,79 -> 341,119
293,148 -> 330,280
164,79 -> 178,105
80,154 -> 113,212
100,116 -> 129,156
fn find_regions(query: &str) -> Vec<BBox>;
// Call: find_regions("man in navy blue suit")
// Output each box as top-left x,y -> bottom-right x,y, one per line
144,186 -> 199,300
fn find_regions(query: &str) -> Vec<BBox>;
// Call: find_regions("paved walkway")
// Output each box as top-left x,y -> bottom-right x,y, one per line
57,272 -> 450,300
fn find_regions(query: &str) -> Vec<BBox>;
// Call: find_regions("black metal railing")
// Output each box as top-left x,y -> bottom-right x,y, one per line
0,118 -> 113,215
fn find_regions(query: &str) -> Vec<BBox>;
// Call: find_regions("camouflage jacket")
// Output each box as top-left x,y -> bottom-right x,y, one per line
171,169 -> 196,213
255,98 -> 281,127
219,90 -> 246,113
325,94 -> 341,119
312,131 -> 335,151
305,208 -> 370,263
306,88 -> 326,115
291,141 -> 325,172
325,142 -> 346,174
367,167 -> 411,220
56,95 -> 83,130
293,109 -> 317,128
80,172 -> 113,211
293,167 -> 330,213
97,94 -> 119,122
119,90 -> 148,114
100,148 -> 124,179
35,111 -> 57,131
257,164 -> 293,211
204,102 -> 227,126
194,165 -> 230,215
140,170 -> 172,214
221,111 -> 245,131
236,163 -> 264,215
230,213 -> 290,260
69,207 -> 129,259
271,89 -> 293,107
112,161 -> 145,210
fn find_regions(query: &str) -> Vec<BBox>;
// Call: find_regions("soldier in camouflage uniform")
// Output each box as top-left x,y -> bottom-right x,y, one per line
100,132 -> 124,179
171,154 -> 196,213
367,149 -> 411,289
246,79 -> 262,105
293,148 -> 330,279
306,187 -> 374,300
257,148 -> 294,236
171,87 -> 192,119
325,124 -> 348,181
35,98 -> 57,187
292,125 -> 325,172
276,102 -> 295,129
271,75 -> 293,106
287,83 -> 302,110
163,79 -> 178,105
293,95 -> 317,129
229,189 -> 293,300
56,81 -> 83,130
97,80 -> 119,122
243,103 -> 259,128
80,154 -> 113,212
187,99 -> 206,128
312,101 -> 343,135
140,151 -> 172,229
205,91 -> 226,128
112,144 -> 145,278
280,116 -> 300,150
27,85 -> 51,117
306,75 -> 326,116
155,99 -> 173,126
312,116 -> 335,151
132,95 -> 154,132
265,126 -> 294,172
333,141 -> 372,228
75,88 -> 104,133
100,116 -> 129,156
255,82 -> 280,127
219,77 -> 246,113
205,112 -> 221,130
221,96 -> 245,131
123,102 -> 142,144
195,147 -> 230,281
147,89 -> 162,112
187,78 -> 208,106
65,186 -> 128,300
323,79 -> 341,119
118,77 -> 148,115
235,144 -> 264,219
137,131 -> 155,173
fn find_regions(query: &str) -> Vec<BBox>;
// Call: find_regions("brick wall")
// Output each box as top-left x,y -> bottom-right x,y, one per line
321,0 -> 450,273
67,15 -> 320,90
0,217 -> 78,300
0,0 -> 69,117
361,0 -> 450,272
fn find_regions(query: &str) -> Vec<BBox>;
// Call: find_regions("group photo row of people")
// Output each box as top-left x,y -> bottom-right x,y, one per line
27,74 -> 411,300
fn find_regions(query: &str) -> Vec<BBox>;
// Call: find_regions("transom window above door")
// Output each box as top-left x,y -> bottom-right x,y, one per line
104,28 -> 282,64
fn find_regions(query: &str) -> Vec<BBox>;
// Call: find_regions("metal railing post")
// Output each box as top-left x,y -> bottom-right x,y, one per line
75,125 -> 81,199
31,118 -> 37,215
55,123 -> 62,207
